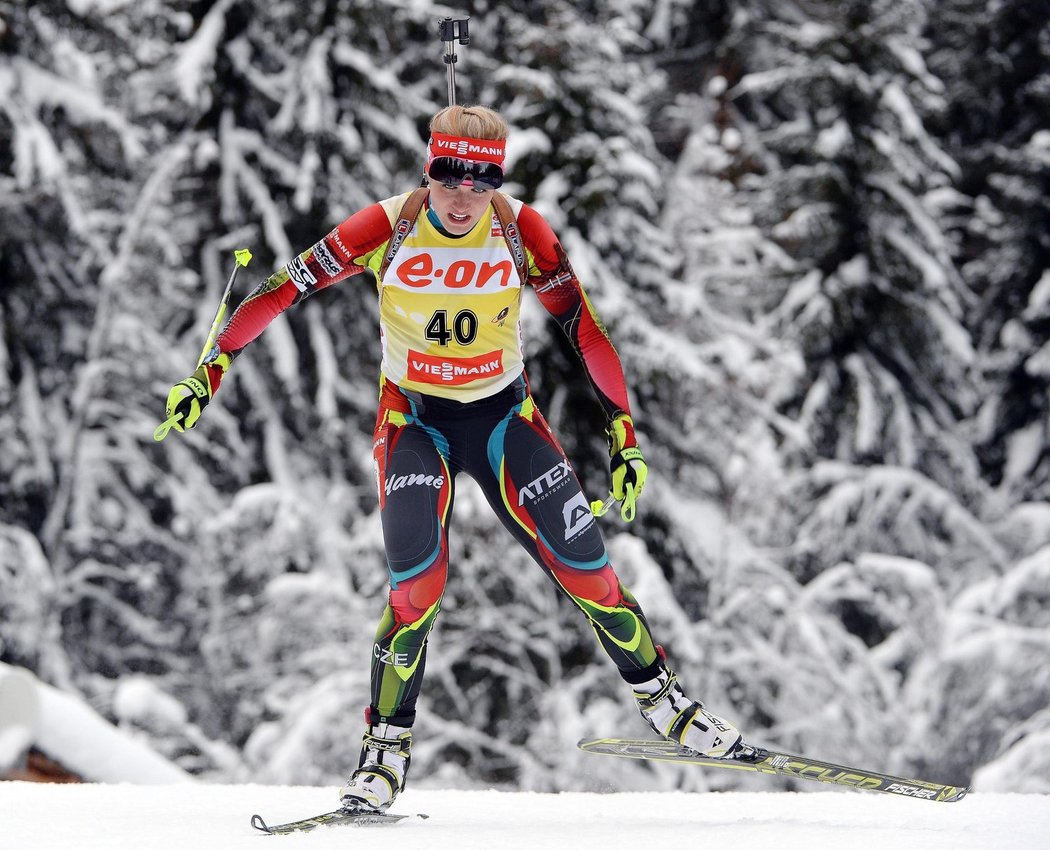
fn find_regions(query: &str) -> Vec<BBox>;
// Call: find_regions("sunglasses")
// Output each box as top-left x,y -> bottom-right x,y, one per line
427,156 -> 504,191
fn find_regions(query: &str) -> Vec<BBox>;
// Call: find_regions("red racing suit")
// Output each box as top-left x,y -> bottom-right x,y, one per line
210,191 -> 662,724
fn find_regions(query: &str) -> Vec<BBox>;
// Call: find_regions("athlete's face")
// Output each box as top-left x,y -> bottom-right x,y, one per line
429,180 -> 493,235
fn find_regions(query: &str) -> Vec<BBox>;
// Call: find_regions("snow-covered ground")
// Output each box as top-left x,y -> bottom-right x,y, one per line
1,782 -> 1044,850
3,663 -> 1046,848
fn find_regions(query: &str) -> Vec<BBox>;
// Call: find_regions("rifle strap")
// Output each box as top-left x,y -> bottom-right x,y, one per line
378,188 -> 528,287
378,187 -> 429,283
490,192 -> 529,286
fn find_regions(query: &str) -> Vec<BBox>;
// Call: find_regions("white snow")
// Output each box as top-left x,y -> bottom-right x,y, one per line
172,0 -> 236,107
0,783 -> 1043,850
815,118 -> 851,158
976,726 -> 1050,793
3,663 -> 1044,846
1002,421 -> 1046,485
7,668 -> 1040,850
0,667 -> 40,773
0,663 -> 190,785
112,677 -> 190,729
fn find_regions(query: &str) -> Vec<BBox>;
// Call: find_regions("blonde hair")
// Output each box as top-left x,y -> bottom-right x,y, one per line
430,105 -> 508,140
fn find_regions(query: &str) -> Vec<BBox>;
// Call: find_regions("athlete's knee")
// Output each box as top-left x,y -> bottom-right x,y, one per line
551,562 -> 623,607
388,563 -> 447,623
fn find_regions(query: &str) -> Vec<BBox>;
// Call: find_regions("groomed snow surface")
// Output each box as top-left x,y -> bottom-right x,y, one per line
2,782 -> 1045,850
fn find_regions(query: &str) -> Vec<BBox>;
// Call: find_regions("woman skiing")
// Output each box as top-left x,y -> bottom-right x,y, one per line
164,105 -> 745,811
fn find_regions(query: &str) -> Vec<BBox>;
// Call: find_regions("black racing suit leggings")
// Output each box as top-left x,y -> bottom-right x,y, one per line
368,373 -> 662,724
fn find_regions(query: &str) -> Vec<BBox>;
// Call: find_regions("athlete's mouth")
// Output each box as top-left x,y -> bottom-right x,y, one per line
449,212 -> 471,223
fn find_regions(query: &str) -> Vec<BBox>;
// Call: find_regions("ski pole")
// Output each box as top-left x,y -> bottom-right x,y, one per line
438,17 -> 469,106
153,248 -> 253,442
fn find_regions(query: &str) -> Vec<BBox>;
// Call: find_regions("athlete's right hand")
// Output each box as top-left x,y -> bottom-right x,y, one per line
164,364 -> 215,432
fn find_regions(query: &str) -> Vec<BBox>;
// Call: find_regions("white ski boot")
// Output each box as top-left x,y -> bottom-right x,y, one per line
633,667 -> 743,758
339,721 -> 412,812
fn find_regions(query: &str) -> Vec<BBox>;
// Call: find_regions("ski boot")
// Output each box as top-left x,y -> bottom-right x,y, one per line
339,720 -> 412,812
633,667 -> 744,759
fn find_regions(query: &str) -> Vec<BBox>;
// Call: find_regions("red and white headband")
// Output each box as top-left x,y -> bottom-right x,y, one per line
427,132 -> 507,170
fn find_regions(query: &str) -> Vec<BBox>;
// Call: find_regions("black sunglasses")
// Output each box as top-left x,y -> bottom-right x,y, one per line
428,156 -> 504,191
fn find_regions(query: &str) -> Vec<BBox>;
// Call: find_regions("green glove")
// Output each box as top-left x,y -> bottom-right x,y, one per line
163,352 -> 230,432
607,414 -> 647,522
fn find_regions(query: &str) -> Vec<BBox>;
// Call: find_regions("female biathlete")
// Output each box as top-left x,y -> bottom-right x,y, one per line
164,105 -> 745,811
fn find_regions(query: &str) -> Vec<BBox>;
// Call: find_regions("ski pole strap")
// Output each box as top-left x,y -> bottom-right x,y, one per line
153,412 -> 182,442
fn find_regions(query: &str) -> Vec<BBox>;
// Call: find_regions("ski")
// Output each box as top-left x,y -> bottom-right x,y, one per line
250,808 -> 427,835
578,737 -> 968,803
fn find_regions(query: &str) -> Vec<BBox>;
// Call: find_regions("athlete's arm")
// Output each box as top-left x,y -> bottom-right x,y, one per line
517,204 -> 632,421
208,202 -> 394,390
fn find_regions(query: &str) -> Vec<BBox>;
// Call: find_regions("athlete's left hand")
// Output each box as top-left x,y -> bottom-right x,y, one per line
606,414 -> 648,521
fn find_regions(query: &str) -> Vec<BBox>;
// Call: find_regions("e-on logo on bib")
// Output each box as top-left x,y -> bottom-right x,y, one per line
408,349 -> 504,385
391,247 -> 516,292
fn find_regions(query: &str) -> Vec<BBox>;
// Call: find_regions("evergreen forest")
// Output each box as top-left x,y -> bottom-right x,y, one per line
2,0 -> 1049,792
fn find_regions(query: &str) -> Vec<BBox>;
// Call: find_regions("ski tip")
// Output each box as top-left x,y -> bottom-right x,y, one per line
577,736 -> 609,748
250,814 -> 273,834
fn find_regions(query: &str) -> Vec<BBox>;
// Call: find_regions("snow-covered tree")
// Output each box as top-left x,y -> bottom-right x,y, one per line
2,0 -> 1048,794
927,0 -> 1050,505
